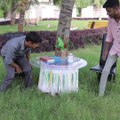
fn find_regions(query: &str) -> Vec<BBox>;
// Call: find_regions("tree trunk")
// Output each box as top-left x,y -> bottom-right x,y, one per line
18,0 -> 29,32
18,10 -> 25,32
10,10 -> 16,25
55,0 -> 75,57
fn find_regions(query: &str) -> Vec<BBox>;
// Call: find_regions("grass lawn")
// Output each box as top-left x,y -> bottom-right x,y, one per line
0,45 -> 120,120
0,20 -> 108,35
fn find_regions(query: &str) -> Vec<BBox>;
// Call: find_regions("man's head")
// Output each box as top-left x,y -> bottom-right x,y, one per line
25,32 -> 42,49
103,0 -> 120,18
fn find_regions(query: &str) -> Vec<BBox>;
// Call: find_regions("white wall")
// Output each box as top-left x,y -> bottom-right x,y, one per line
81,6 -> 108,18
25,3 -> 77,19
72,5 -> 77,18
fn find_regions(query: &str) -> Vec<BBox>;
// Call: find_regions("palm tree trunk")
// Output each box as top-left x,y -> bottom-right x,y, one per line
18,10 -> 25,32
55,0 -> 75,57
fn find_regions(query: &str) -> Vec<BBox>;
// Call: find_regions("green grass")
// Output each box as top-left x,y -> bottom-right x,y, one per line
0,20 -> 107,35
0,45 -> 120,120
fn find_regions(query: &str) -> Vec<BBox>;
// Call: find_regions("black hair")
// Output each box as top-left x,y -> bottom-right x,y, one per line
25,31 -> 42,43
103,0 -> 119,8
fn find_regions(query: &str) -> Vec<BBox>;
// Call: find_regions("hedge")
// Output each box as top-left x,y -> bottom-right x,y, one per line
0,28 -> 107,55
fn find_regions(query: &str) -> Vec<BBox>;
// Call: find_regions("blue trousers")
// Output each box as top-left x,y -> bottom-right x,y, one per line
1,57 -> 32,91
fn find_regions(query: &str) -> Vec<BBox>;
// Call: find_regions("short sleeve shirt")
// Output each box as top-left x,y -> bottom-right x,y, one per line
106,17 -> 120,56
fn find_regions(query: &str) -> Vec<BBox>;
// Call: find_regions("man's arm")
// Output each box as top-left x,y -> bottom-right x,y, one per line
102,42 -> 111,60
26,52 -> 30,61
4,46 -> 22,73
103,18 -> 113,60
26,50 -> 32,68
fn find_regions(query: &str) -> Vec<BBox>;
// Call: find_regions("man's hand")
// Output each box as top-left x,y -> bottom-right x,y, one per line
10,62 -> 22,74
15,65 -> 22,74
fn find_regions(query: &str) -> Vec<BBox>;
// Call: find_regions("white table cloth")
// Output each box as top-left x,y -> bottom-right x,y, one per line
37,57 -> 87,95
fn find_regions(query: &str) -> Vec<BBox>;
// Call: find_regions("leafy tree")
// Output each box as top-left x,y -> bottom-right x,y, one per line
94,0 -> 105,8
75,0 -> 93,16
0,9 -> 3,18
75,0 -> 93,8
75,0 -> 106,16
0,0 -> 20,24
53,0 -> 61,6
0,0 -> 11,19
0,0 -> 39,30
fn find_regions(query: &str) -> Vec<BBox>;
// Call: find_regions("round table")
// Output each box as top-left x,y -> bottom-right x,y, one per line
31,57 -> 87,95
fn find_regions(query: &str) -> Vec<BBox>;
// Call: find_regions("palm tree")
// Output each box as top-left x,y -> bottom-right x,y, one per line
18,0 -> 39,32
55,0 -> 75,57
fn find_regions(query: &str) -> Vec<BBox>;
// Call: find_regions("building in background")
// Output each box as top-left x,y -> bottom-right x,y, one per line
81,6 -> 107,19
25,0 -> 77,25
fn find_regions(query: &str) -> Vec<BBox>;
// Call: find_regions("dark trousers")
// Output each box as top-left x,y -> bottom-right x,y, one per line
1,57 -> 33,91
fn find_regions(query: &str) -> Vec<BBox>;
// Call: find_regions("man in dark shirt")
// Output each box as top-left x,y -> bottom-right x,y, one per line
0,31 -> 42,92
